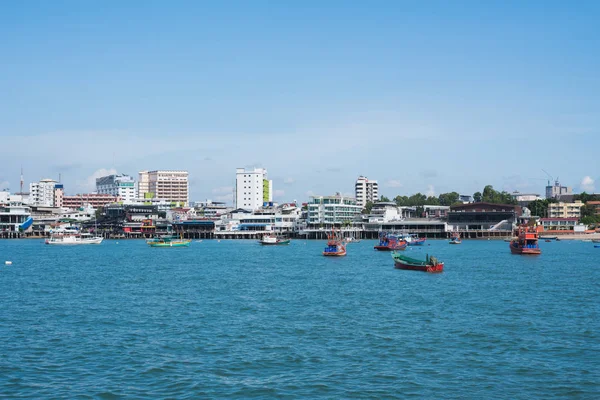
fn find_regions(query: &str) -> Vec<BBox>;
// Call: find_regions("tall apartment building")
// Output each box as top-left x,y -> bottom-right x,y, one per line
138,170 -> 189,205
29,178 -> 59,206
235,168 -> 272,210
355,176 -> 379,208
547,201 -> 583,219
96,174 -> 137,203
545,180 -> 572,200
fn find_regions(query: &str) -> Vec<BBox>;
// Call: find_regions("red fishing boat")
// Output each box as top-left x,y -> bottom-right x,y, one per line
374,232 -> 407,251
392,252 -> 444,273
323,229 -> 347,256
509,225 -> 541,255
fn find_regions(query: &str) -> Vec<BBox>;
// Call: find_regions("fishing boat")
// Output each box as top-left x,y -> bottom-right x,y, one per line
259,233 -> 291,245
406,235 -> 426,246
595,245 -> 600,248
45,232 -> 103,245
391,252 -> 444,273
592,239 -> 600,243
147,236 -> 191,248
323,229 -> 346,256
374,232 -> 407,251
509,225 -> 541,255
449,233 -> 462,245
539,235 -> 558,240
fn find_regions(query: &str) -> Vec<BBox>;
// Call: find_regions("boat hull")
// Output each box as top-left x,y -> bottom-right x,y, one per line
45,237 -> 103,245
374,244 -> 407,251
259,239 -> 291,245
449,240 -> 461,245
407,238 -> 426,246
148,241 -> 191,248
394,261 -> 444,273
509,243 -> 541,255
323,250 -> 346,256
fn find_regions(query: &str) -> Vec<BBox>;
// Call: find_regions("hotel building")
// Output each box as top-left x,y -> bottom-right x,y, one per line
307,194 -> 362,228
138,170 -> 189,206
96,174 -> 137,203
355,176 -> 379,208
235,168 -> 272,211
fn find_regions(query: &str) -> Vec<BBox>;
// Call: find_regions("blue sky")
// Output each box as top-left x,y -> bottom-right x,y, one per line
1,1 -> 599,203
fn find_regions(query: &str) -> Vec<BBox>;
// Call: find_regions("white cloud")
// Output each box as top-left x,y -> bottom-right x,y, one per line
283,177 -> 295,184
212,186 -> 233,195
274,189 -> 285,198
77,168 -> 117,193
426,185 -> 435,197
385,179 -> 403,188
581,176 -> 595,192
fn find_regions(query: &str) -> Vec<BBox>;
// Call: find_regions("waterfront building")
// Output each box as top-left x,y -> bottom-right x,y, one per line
547,201 -> 583,219
545,180 -> 572,200
62,194 -> 119,209
235,168 -> 272,211
423,205 -> 450,219
307,194 -> 362,228
539,217 -> 579,232
29,179 -> 60,206
195,201 -> 231,219
54,184 -> 64,208
138,170 -> 189,206
364,202 -> 403,224
355,176 -> 379,208
96,174 -> 137,203
0,201 -> 32,233
448,202 -> 522,231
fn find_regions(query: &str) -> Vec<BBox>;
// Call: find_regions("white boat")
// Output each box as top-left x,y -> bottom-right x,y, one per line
46,233 -> 103,245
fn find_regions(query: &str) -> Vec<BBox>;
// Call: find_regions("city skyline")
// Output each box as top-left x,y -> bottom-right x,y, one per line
1,1 -> 598,201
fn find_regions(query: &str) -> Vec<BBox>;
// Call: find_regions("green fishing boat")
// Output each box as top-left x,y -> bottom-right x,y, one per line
147,236 -> 191,248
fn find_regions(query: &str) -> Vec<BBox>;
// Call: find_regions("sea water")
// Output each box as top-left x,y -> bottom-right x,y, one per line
0,239 -> 598,398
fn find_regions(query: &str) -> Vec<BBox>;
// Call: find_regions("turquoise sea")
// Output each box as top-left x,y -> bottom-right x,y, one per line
0,239 -> 598,398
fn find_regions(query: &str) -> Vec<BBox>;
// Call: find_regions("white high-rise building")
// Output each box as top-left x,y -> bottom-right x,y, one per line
235,168 -> 272,210
96,174 -> 137,203
29,178 -> 59,206
138,170 -> 189,205
355,176 -> 379,208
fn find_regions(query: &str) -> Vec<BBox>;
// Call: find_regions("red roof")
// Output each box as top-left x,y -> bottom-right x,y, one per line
540,218 -> 579,221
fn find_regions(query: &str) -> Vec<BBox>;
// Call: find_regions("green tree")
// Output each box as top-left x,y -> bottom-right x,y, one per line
425,196 -> 440,205
473,192 -> 482,202
528,199 -> 549,217
95,207 -> 103,220
380,195 -> 391,202
394,195 -> 409,206
438,192 -> 460,206
362,201 -> 374,214
416,206 -> 425,217
408,193 -> 427,206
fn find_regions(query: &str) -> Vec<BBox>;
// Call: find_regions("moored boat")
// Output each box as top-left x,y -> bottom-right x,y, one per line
592,239 -> 600,243
374,232 -> 407,251
46,232 -> 103,245
323,229 -> 346,256
449,233 -> 462,245
259,233 -> 291,245
392,252 -> 444,273
147,236 -> 191,247
539,235 -> 558,240
406,235 -> 426,246
509,225 -> 541,255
